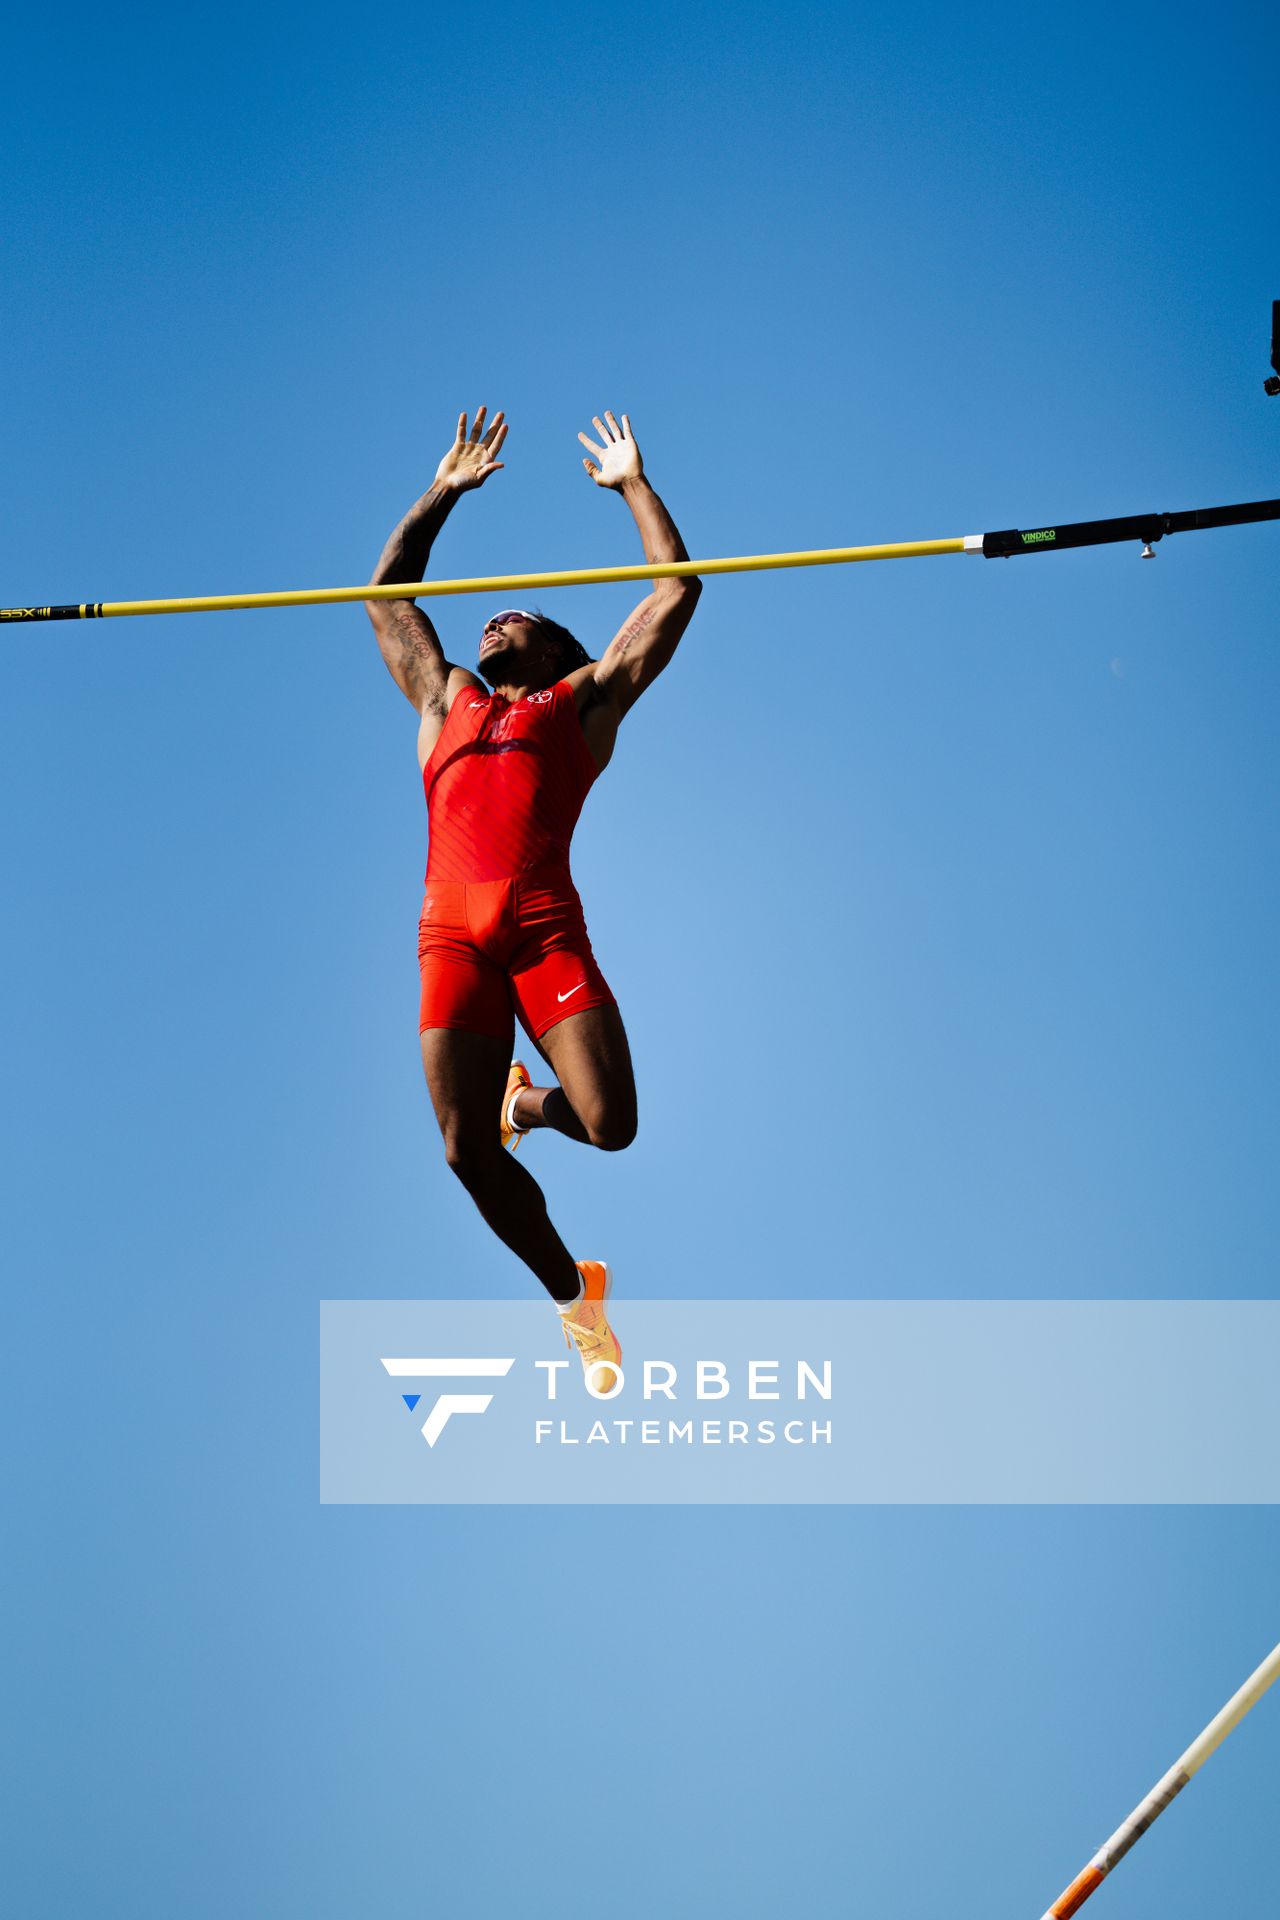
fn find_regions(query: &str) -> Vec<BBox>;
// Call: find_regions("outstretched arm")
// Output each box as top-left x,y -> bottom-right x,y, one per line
576,413 -> 701,719
364,407 -> 507,725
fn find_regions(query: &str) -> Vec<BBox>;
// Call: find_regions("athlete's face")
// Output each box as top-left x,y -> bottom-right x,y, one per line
477,610 -> 556,688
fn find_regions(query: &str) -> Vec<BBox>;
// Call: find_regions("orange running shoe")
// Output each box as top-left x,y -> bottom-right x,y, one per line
560,1260 -> 621,1396
501,1060 -> 532,1152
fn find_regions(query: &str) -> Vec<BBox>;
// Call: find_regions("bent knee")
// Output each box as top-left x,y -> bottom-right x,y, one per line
586,1110 -> 637,1153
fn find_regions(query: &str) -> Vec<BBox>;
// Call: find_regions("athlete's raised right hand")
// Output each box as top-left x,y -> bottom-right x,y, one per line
578,411 -> 642,489
434,406 -> 507,492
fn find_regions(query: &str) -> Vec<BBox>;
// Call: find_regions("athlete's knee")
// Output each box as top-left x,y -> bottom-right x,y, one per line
442,1130 -> 505,1190
585,1102 -> 637,1152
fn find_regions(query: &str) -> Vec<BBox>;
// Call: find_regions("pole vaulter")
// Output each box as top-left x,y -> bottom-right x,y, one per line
2,495 -> 1277,623
1040,1637 -> 1280,1917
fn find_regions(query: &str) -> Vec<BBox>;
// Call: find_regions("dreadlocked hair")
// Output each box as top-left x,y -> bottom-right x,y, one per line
530,609 -> 592,674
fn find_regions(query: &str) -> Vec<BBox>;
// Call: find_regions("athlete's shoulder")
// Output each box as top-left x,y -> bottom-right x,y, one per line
445,667 -> 489,711
420,674 -> 491,771
559,663 -> 611,717
552,669 -> 615,777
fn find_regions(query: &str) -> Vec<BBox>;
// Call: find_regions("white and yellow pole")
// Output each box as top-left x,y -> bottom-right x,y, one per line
1040,1638 -> 1280,1918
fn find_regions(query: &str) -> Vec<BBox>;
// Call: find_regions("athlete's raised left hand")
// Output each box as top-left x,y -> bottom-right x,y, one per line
434,406 -> 508,492
578,412 -> 643,489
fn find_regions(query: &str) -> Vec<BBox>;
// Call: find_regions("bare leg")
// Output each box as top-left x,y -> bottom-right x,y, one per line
421,1027 -> 581,1304
510,1003 -> 637,1150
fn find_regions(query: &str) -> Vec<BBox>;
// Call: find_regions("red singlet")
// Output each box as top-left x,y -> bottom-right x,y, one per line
416,680 -> 617,1040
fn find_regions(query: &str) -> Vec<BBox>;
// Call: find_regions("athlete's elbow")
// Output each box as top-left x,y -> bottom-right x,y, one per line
655,578 -> 701,624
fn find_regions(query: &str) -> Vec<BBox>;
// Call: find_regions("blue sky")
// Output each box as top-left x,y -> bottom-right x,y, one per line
4,1 -> 1277,1913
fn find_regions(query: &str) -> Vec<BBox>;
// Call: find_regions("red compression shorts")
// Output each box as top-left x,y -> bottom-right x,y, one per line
417,864 -> 616,1042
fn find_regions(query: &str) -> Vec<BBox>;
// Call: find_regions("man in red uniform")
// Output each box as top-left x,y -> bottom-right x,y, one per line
365,407 -> 701,1387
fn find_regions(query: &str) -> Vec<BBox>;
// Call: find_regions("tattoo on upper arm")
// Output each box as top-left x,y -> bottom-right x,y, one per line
387,604 -> 446,707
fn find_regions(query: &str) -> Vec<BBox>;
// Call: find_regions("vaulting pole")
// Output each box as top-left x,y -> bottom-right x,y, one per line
1039,1638 -> 1280,1918
2,496 -> 1276,623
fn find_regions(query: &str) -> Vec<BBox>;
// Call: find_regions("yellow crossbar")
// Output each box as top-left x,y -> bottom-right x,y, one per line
0,536 -> 968,623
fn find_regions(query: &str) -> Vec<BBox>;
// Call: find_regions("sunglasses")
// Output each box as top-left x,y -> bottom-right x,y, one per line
482,609 -> 541,634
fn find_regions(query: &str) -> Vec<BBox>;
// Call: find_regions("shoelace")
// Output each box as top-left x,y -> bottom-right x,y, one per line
561,1308 -> 613,1357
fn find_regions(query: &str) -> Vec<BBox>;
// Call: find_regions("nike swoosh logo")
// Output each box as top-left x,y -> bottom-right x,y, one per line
557,983 -> 587,1003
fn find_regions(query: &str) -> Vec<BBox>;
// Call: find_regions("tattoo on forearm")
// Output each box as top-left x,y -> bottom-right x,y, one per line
372,485 -> 456,586
612,604 -> 657,659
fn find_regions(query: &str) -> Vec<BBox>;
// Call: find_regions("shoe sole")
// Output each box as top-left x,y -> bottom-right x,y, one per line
573,1261 -> 620,1376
